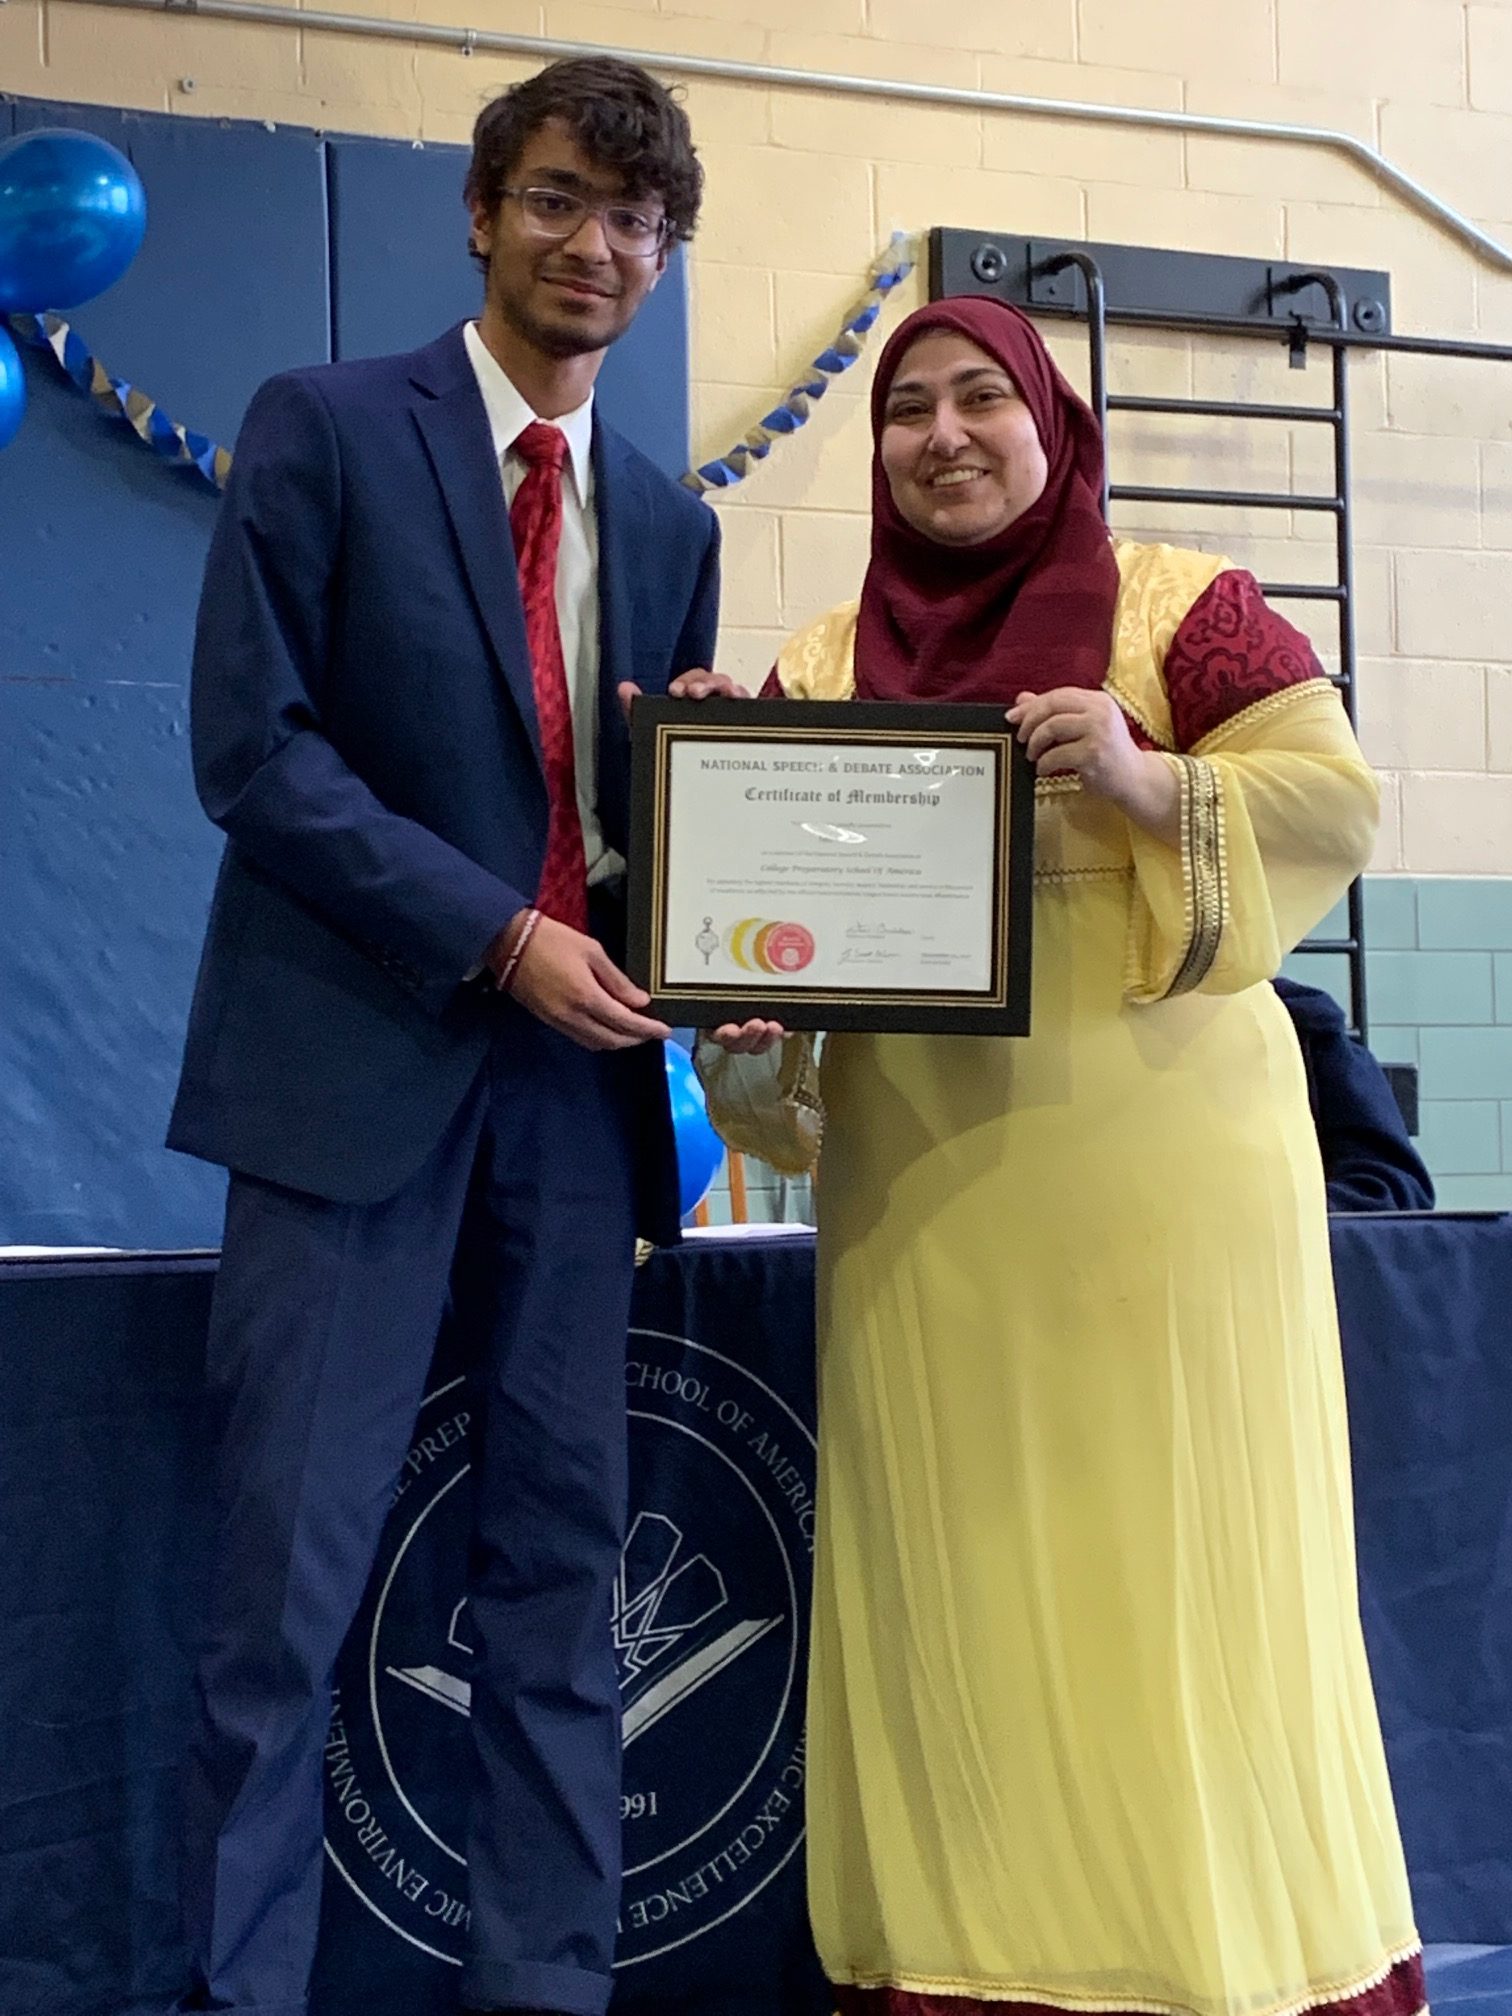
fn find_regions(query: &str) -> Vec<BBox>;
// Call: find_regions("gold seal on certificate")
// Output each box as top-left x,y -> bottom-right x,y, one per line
627,698 -> 1035,1035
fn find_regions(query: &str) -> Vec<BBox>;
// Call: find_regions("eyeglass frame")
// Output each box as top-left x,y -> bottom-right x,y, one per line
499,183 -> 672,259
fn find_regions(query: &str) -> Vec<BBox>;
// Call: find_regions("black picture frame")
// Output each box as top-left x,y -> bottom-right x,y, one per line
627,698 -> 1035,1035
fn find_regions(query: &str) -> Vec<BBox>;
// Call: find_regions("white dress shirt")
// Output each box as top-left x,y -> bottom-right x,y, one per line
463,319 -> 619,888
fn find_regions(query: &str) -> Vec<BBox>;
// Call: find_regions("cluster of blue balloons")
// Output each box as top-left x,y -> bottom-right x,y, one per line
0,128 -> 148,451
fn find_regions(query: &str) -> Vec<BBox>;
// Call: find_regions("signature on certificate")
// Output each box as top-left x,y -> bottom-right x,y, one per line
839,922 -> 913,967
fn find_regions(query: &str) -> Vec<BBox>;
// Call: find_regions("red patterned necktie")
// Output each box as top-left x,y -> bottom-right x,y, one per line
510,420 -> 590,935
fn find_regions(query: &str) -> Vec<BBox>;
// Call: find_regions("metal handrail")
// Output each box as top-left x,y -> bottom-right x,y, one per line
48,0 -> 1512,275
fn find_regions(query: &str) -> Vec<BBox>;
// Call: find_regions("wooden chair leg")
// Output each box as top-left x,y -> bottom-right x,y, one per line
728,1150 -> 749,1224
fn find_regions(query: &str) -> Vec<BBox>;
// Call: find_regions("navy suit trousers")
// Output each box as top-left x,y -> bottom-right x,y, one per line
179,1006 -> 643,2016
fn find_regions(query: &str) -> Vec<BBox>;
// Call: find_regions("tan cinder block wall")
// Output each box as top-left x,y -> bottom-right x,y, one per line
7,0 -> 1512,874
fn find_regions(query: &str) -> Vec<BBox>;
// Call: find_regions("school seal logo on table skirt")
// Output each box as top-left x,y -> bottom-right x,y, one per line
324,1324 -> 816,1975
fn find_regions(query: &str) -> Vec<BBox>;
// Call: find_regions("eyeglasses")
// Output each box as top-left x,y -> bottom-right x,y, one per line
502,185 -> 670,258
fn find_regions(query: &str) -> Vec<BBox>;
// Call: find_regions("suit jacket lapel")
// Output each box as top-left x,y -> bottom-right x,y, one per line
593,423 -> 651,855
409,332 -> 544,777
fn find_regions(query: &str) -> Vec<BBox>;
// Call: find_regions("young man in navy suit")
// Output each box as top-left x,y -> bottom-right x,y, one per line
169,57 -> 743,2016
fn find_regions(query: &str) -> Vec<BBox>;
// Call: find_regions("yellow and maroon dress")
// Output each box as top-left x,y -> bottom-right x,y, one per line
701,541 -> 1424,2016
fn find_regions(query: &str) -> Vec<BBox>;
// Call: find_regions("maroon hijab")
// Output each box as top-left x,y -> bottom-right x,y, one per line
854,296 -> 1120,702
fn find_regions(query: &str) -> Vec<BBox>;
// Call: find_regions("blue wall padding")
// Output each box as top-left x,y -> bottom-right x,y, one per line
0,93 -> 693,1247
9,101 -> 332,440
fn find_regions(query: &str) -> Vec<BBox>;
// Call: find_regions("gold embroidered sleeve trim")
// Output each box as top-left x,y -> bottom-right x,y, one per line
1037,864 -> 1133,885
1104,673 -> 1177,752
1166,755 -> 1226,997
780,1034 -> 825,1131
1190,675 -> 1332,755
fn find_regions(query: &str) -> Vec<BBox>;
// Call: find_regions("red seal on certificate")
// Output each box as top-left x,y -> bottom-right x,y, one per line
763,921 -> 815,973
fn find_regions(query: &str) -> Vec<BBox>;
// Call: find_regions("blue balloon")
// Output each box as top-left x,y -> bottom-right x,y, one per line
664,1041 -> 725,1218
0,128 -> 147,314
0,326 -> 24,451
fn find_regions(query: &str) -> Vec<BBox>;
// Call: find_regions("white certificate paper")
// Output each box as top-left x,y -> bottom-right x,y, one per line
659,736 -> 1000,995
630,699 -> 1033,1035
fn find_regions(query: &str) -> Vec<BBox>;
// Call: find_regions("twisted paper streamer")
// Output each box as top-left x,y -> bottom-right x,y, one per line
7,308 -> 233,489
4,231 -> 916,499
681,231 -> 917,494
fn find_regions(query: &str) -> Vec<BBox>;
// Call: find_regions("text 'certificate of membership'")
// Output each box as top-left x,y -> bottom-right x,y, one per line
628,699 -> 1034,1036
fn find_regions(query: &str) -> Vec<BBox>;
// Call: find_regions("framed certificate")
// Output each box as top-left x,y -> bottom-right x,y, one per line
627,698 -> 1034,1036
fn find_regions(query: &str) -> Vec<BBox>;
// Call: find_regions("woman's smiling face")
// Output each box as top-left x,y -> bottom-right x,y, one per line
878,329 -> 1050,547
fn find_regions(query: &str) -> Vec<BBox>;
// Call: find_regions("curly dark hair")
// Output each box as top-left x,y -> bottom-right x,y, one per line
465,56 -> 703,251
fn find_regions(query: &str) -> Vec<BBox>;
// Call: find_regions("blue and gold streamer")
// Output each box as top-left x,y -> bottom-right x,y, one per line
4,229 -> 916,501
7,309 -> 233,489
680,231 -> 916,494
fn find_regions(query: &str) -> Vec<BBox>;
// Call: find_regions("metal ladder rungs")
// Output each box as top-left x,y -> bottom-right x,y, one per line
1110,484 -> 1344,513
1108,394 -> 1342,425
1045,243 -> 1366,1038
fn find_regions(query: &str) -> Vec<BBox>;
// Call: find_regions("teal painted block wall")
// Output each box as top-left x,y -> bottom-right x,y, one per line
1286,879 -> 1512,1212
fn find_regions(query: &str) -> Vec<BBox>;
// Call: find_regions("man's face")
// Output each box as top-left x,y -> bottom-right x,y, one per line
471,118 -> 668,361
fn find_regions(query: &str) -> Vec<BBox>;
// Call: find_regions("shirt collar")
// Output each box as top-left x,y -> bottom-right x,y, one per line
463,319 -> 594,504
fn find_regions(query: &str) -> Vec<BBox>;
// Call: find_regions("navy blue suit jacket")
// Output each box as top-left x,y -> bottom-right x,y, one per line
168,324 -> 719,1232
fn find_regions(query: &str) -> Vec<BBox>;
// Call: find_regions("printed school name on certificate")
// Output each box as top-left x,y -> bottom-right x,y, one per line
660,737 -> 999,994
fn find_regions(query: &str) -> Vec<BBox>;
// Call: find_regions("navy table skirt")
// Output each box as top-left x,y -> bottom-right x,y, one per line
3,1215 -> 1509,2015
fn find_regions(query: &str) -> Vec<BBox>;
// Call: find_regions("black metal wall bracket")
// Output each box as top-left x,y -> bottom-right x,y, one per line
931,228 -> 1393,341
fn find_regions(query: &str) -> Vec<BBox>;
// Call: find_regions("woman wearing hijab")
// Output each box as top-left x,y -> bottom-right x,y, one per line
701,298 -> 1423,2016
